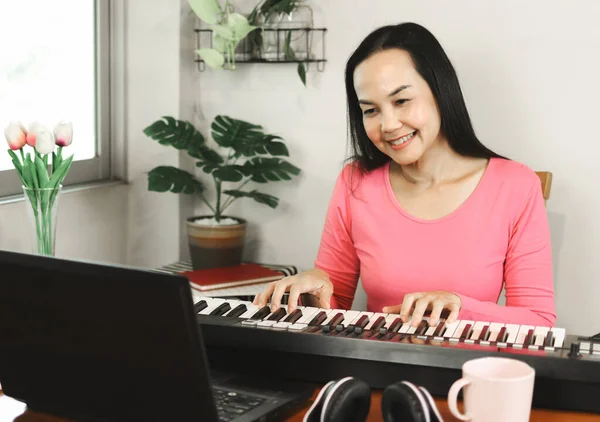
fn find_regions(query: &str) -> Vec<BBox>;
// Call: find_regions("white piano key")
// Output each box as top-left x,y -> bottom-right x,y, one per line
513,325 -> 535,348
256,320 -> 278,328
319,309 -> 339,326
450,320 -> 474,342
238,303 -> 263,319
288,323 -> 308,331
550,328 -> 566,348
502,324 -> 520,345
532,326 -> 550,348
465,321 -> 489,344
484,323 -> 505,344
424,323 -> 439,337
296,307 -> 321,324
398,320 -> 412,334
439,320 -> 460,340
580,342 -> 591,353
384,314 -> 402,330
365,313 -> 388,330
197,297 -> 227,315
348,311 -> 374,326
340,311 -> 361,326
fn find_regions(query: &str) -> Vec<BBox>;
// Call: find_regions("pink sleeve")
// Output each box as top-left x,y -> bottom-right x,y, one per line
314,165 -> 361,310
456,173 -> 556,327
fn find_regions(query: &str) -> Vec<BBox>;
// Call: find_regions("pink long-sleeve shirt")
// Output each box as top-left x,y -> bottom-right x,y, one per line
314,157 -> 556,327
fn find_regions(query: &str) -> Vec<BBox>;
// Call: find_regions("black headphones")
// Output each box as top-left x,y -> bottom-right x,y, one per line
303,377 -> 443,422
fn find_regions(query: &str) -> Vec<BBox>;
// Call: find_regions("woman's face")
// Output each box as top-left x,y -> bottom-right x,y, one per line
353,48 -> 443,166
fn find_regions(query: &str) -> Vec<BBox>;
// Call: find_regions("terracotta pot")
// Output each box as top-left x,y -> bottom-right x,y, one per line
186,215 -> 247,270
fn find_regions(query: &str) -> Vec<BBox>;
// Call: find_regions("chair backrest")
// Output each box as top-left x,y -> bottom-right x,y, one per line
535,171 -> 552,206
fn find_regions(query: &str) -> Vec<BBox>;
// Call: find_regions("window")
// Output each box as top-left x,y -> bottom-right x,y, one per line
0,0 -> 121,198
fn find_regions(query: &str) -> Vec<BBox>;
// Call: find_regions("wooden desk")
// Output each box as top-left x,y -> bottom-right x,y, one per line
3,390 -> 600,422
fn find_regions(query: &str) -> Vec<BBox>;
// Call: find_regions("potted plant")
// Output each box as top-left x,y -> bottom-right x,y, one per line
143,115 -> 301,270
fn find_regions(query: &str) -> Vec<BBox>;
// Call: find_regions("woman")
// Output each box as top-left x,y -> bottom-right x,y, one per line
254,22 -> 555,328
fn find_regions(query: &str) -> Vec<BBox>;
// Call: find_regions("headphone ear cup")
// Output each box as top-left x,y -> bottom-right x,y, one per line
381,381 -> 430,422
320,377 -> 371,422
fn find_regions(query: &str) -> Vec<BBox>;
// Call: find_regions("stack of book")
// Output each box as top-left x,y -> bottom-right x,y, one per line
156,260 -> 298,298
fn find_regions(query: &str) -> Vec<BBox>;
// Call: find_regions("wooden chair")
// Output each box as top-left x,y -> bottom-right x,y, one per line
535,171 -> 552,206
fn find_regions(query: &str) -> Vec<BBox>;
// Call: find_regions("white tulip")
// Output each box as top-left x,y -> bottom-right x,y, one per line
4,121 -> 27,150
34,127 -> 55,155
53,121 -> 73,147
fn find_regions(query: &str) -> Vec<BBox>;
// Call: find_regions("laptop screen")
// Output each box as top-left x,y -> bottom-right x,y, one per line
0,250 -> 218,422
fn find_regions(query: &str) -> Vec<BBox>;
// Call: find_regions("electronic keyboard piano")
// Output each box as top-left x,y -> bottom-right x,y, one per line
193,297 -> 600,414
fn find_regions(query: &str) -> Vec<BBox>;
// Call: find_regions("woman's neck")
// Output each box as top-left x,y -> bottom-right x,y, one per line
392,139 -> 474,187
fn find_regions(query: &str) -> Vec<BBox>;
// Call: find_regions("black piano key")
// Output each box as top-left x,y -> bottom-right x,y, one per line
432,322 -> 445,337
388,318 -> 403,333
478,325 -> 490,342
544,330 -> 555,348
460,324 -> 473,341
224,304 -> 247,318
352,315 -> 370,334
327,313 -> 345,329
370,316 -> 386,332
524,329 -> 535,347
283,309 -> 302,323
308,311 -> 327,326
209,302 -> 232,316
193,300 -> 208,314
416,320 -> 428,336
251,306 -> 271,320
267,308 -> 287,321
496,327 -> 508,343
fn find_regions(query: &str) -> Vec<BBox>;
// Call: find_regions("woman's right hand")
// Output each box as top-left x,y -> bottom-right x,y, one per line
252,268 -> 334,315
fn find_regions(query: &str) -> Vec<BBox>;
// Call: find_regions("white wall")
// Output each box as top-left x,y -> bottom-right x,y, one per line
0,0 -> 182,269
186,0 -> 600,336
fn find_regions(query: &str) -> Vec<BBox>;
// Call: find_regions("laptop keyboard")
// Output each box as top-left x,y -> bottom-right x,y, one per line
213,387 -> 267,422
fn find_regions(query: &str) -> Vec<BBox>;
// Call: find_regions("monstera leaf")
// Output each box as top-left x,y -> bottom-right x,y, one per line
144,117 -> 223,167
211,115 -> 265,151
242,157 -> 301,183
148,166 -> 205,195
223,189 -> 279,208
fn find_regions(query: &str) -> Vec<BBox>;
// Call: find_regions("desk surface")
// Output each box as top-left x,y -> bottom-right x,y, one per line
2,390 -> 600,422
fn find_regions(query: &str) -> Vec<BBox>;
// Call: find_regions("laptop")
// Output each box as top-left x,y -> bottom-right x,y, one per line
0,250 -> 314,422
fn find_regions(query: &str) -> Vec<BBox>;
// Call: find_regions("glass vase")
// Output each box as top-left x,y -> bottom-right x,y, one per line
23,185 -> 62,256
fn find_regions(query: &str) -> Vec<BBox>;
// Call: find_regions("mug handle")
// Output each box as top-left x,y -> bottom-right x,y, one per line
447,378 -> 472,421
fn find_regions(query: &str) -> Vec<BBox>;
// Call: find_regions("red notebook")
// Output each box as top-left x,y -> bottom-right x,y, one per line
182,263 -> 284,292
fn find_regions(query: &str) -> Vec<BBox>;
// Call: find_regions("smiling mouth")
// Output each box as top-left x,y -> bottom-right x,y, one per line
388,131 -> 417,146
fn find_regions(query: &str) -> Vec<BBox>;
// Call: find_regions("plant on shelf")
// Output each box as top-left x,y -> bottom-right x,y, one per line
143,115 -> 301,270
189,0 -> 258,70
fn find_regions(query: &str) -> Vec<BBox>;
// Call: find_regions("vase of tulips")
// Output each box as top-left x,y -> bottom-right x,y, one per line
4,121 -> 74,256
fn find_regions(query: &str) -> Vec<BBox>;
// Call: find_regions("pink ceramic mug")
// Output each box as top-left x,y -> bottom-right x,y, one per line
447,357 -> 535,422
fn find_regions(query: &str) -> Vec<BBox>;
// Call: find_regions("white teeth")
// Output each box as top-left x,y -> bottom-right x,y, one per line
390,131 -> 415,146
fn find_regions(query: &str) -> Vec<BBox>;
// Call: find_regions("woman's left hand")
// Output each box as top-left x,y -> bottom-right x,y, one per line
382,291 -> 462,327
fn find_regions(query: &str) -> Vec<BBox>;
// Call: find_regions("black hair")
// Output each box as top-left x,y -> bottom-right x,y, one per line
344,22 -> 505,172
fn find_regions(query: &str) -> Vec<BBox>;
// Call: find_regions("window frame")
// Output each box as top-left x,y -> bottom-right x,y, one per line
0,0 -> 125,199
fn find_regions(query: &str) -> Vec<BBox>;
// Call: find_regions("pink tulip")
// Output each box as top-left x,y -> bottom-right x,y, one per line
26,121 -> 45,147
4,121 -> 27,150
54,121 -> 73,147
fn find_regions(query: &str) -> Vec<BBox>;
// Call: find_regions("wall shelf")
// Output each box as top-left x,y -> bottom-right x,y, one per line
194,27 -> 327,72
